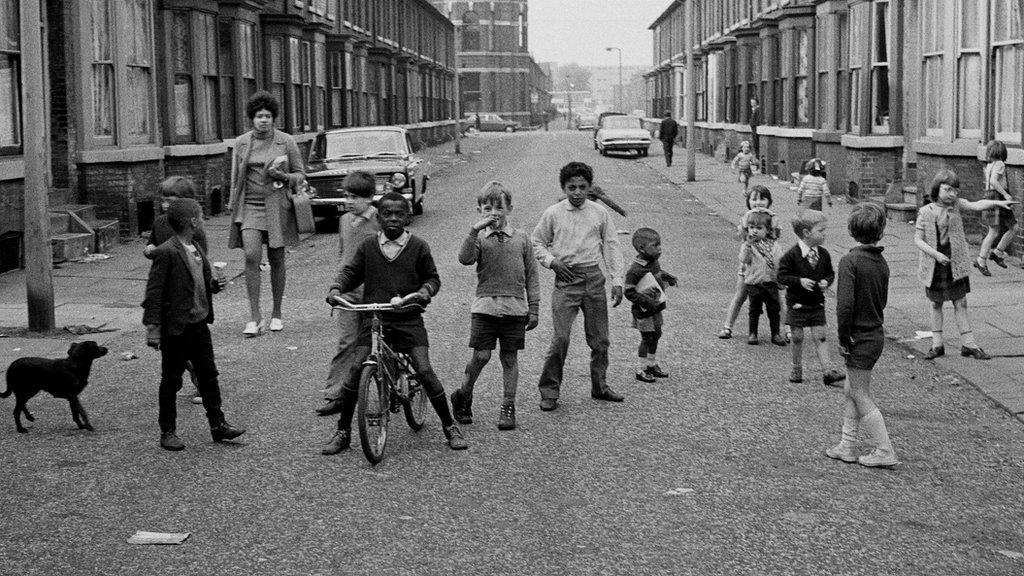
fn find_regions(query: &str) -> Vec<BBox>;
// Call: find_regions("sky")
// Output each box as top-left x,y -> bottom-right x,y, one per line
528,0 -> 671,67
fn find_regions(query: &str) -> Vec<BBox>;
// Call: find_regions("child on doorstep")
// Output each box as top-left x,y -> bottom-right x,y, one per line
731,141 -> 756,193
317,171 -> 379,417
322,192 -> 468,454
796,159 -> 832,211
624,228 -> 678,382
778,209 -> 845,386
830,203 -> 897,468
144,176 -> 209,406
718,185 -> 776,339
142,199 -> 245,451
914,169 -> 1017,361
739,209 -> 786,346
450,182 -> 540,431
975,140 -> 1018,275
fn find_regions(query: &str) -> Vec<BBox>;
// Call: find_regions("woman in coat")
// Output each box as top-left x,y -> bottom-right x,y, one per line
227,91 -> 306,337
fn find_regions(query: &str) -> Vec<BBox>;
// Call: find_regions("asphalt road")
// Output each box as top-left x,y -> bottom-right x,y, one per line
1,131 -> 1023,575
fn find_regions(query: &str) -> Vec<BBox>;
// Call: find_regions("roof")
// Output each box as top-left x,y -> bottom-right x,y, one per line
649,0 -> 683,30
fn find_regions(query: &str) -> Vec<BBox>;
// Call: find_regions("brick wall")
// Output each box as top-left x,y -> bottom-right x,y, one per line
814,141 -> 847,196
78,161 -> 163,237
165,153 -> 230,217
844,148 -> 901,199
0,179 -> 25,236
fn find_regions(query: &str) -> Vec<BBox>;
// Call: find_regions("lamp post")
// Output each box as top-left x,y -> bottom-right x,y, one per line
567,82 -> 574,130
605,46 -> 623,112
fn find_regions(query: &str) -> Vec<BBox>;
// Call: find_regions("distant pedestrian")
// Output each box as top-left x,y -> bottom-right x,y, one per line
731,141 -> 756,194
749,97 -> 762,159
975,140 -> 1018,275
778,209 -> 844,386
659,110 -> 679,167
316,171 -> 379,417
532,162 -> 625,411
624,228 -> 677,382
142,198 -> 246,451
450,182 -> 540,431
718,186 -> 776,339
830,203 -> 897,468
144,176 -> 208,406
739,209 -> 786,346
796,159 -> 832,211
914,169 -> 1017,361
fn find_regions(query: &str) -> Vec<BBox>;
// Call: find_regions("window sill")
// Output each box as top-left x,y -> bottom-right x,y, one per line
812,130 -> 844,143
758,126 -> 814,138
164,142 -> 230,157
912,139 -> 979,157
76,147 -> 165,164
0,157 -> 25,181
840,134 -> 904,149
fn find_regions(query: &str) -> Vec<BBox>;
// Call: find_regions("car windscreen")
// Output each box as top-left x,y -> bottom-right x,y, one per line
319,131 -> 407,160
602,116 -> 643,129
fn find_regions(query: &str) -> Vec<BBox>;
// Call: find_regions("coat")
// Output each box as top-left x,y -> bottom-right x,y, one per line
916,202 -> 970,287
227,129 -> 305,249
142,237 -> 221,336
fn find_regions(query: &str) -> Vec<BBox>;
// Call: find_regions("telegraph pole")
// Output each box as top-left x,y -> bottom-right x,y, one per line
453,15 -> 462,154
684,0 -> 696,182
22,0 -> 55,331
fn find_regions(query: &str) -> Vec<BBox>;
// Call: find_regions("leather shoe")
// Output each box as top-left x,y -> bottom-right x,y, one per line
989,252 -> 1008,268
321,428 -> 350,455
316,398 -> 344,416
443,424 -> 469,450
591,388 -> 624,402
539,398 -> 558,411
160,430 -> 185,451
211,421 -> 246,442
961,346 -> 992,360
923,345 -> 945,360
973,260 -> 992,277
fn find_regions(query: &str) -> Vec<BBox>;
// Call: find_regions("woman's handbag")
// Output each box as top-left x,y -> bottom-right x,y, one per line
291,181 -> 316,235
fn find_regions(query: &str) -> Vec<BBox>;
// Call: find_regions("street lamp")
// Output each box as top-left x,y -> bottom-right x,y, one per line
567,82 -> 574,130
606,46 -> 623,112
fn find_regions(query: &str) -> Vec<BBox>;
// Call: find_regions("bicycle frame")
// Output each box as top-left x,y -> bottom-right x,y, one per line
330,295 -> 418,403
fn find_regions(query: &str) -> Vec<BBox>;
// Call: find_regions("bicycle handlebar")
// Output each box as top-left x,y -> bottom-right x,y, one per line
327,293 -> 424,313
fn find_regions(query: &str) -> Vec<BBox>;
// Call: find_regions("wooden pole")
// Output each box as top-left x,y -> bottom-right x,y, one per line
685,0 -> 696,182
453,21 -> 462,155
21,0 -> 55,331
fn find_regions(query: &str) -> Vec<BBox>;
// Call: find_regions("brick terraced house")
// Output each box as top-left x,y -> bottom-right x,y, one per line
645,0 -> 1024,251
0,0 -> 457,271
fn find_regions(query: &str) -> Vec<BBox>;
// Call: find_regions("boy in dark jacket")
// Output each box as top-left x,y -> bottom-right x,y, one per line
322,192 -> 468,454
142,199 -> 245,451
623,228 -> 677,382
778,209 -> 845,386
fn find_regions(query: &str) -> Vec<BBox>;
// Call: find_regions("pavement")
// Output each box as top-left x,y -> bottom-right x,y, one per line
639,148 -> 1024,423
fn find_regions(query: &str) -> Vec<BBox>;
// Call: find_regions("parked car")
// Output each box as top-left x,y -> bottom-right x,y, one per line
576,112 -> 598,130
593,111 -> 626,148
594,115 -> 651,157
465,113 -> 520,132
305,126 -> 431,221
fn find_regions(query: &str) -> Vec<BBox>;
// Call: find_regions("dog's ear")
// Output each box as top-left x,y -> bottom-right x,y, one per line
68,342 -> 81,356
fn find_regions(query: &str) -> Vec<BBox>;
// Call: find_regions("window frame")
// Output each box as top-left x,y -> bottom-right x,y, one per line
868,0 -> 890,134
955,0 -> 983,140
990,0 -> 1022,144
1,0 -> 23,155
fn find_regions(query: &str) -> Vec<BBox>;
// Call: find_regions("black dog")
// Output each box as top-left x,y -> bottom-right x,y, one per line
1,341 -> 108,433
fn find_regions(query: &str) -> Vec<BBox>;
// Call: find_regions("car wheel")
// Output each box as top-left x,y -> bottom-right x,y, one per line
505,126 -> 515,132
600,148 -> 608,156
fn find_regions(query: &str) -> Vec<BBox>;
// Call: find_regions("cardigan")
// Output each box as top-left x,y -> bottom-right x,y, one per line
915,201 -> 969,287
227,129 -> 305,249
624,257 -> 668,319
777,243 -> 834,309
739,239 -> 782,285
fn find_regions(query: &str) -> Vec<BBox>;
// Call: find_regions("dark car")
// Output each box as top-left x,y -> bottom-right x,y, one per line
465,113 -> 520,132
305,126 -> 431,221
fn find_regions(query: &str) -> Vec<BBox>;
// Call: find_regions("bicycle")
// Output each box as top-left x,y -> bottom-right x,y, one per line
328,293 -> 428,464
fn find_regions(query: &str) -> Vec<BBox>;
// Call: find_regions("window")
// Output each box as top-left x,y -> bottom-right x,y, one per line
196,12 -> 218,141
957,0 -> 982,138
747,43 -> 760,123
218,19 -> 237,137
328,51 -> 344,127
849,3 -> 866,133
238,22 -> 257,100
315,42 -> 326,131
816,15 -> 831,130
837,10 -> 849,131
795,28 -> 810,126
289,38 -> 305,130
92,0 -> 115,141
695,58 -> 707,121
920,0 -> 944,136
869,1 -> 890,133
268,37 -> 285,127
344,51 -> 354,124
462,10 -> 480,50
167,10 -> 217,143
0,0 -> 22,153
991,0 -> 1022,143
169,12 -> 193,141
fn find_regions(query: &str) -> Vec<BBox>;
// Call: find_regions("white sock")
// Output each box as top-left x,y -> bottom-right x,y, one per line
647,353 -> 657,367
860,409 -> 894,455
637,356 -> 647,372
838,417 -> 858,448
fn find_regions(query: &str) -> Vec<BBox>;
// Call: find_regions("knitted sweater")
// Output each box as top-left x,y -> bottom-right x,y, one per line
458,227 -> 540,315
331,233 -> 440,321
777,243 -> 834,309
797,175 -> 831,205
624,257 -> 668,319
739,239 -> 782,285
836,245 -> 889,345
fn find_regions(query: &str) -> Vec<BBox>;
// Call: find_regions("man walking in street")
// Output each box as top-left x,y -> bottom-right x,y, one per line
659,110 -> 679,167
749,97 -> 762,160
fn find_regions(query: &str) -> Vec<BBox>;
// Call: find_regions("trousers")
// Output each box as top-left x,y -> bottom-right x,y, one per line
159,322 -> 224,432
538,265 -> 610,399
747,282 -> 781,336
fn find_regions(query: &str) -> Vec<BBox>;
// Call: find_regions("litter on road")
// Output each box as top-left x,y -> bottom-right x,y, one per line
126,531 -> 191,545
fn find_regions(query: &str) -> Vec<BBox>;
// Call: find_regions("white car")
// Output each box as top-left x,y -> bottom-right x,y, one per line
595,115 -> 651,157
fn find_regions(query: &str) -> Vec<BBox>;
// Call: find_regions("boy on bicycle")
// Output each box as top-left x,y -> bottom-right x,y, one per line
322,192 -> 468,454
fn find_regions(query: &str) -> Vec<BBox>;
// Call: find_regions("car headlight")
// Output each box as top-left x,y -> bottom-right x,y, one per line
390,173 -> 407,188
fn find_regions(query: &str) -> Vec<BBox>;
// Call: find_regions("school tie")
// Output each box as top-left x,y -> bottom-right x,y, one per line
807,248 -> 819,268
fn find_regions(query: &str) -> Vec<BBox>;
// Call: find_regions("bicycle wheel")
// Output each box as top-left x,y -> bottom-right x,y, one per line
402,373 -> 427,431
357,364 -> 390,464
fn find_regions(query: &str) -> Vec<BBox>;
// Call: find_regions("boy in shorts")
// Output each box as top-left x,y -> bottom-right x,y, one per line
829,203 -> 898,468
451,182 -> 540,430
322,192 -> 468,454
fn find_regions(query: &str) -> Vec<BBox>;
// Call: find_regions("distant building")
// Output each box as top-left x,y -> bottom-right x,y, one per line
646,0 -> 1023,249
1,1 -> 457,272
430,1 -> 551,125
588,65 -> 648,114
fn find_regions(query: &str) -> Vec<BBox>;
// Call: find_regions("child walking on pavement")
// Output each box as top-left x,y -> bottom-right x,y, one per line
778,209 -> 845,386
142,199 -> 246,451
718,185 -> 776,339
624,228 -> 678,382
316,171 -> 379,417
451,182 -> 540,431
532,161 -> 625,411
829,203 -> 897,468
731,141 -> 756,194
739,210 -> 786,346
796,159 -> 832,211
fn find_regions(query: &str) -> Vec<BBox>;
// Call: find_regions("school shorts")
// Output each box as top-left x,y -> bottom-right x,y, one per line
843,327 -> 885,370
787,305 -> 827,328
357,315 -> 428,350
469,313 -> 527,351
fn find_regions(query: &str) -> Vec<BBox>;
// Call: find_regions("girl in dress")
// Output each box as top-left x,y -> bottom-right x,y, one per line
975,140 -> 1018,275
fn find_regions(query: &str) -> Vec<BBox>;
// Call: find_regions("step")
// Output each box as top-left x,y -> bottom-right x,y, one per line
53,204 -> 97,224
51,232 -> 93,263
49,211 -> 69,233
92,220 -> 119,253
902,186 -> 920,205
884,202 -> 918,222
